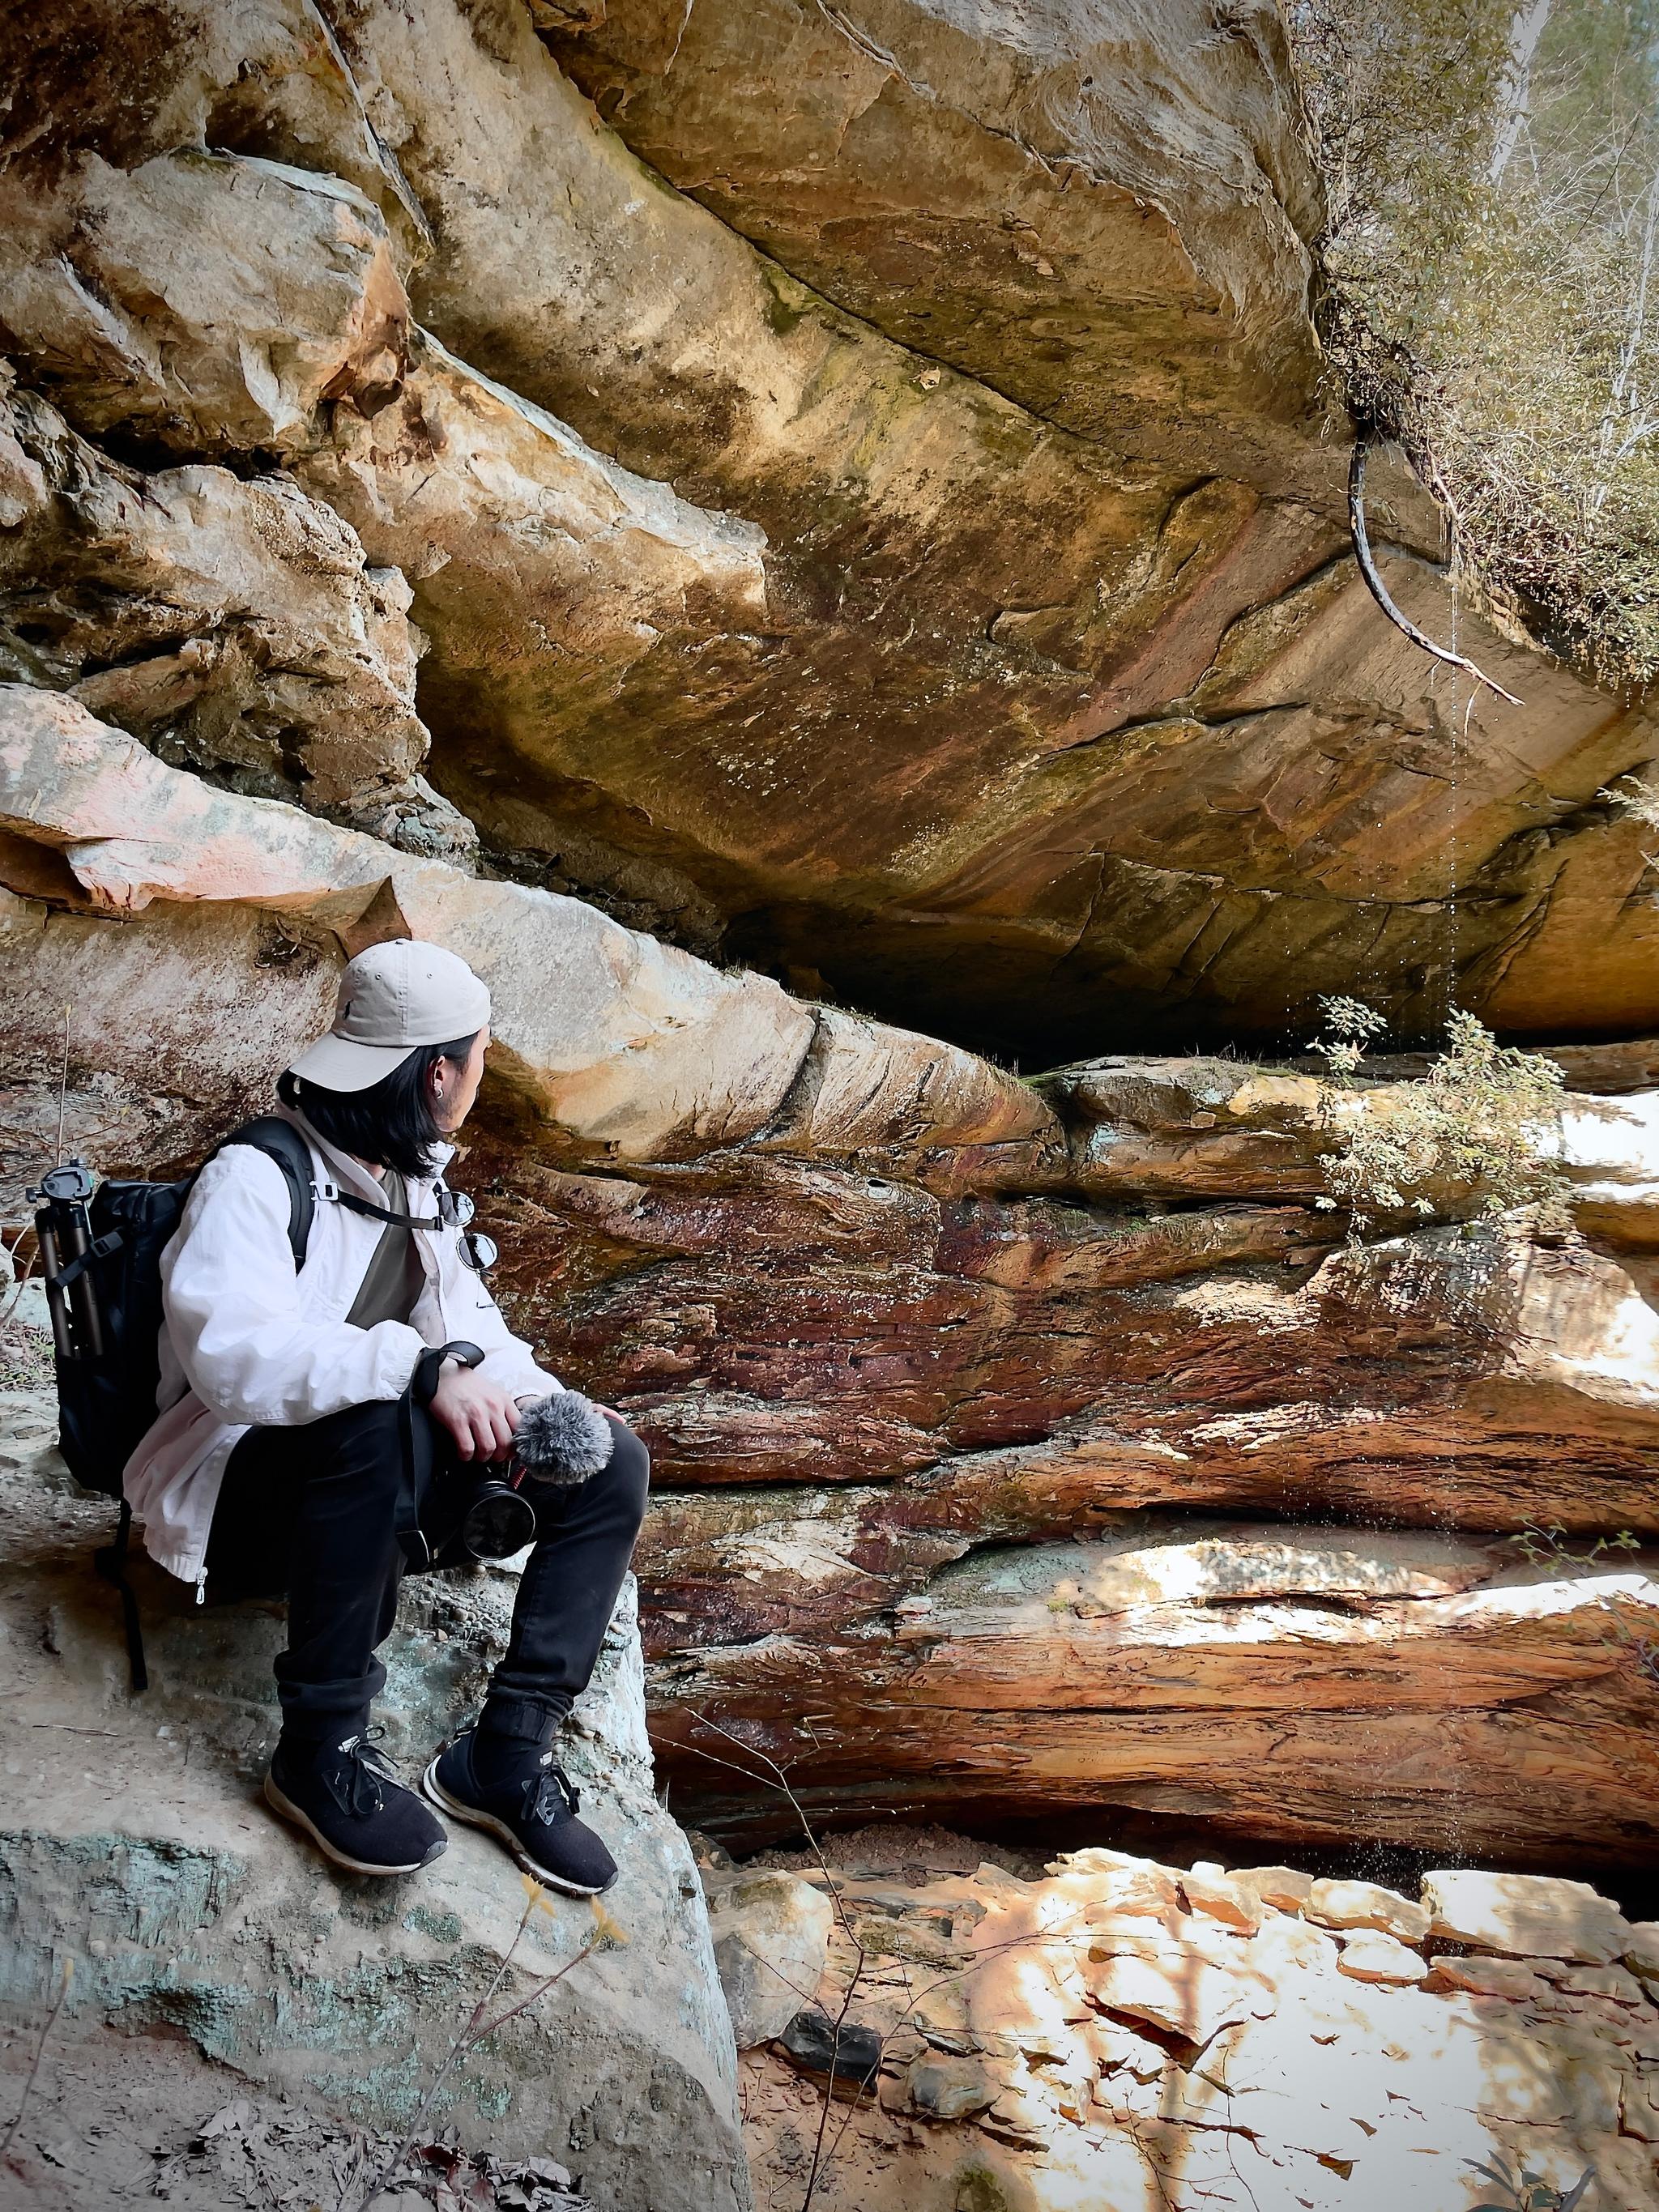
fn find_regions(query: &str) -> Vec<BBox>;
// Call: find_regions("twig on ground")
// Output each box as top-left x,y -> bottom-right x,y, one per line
1,1958 -> 73,2165
343,1882 -> 612,2212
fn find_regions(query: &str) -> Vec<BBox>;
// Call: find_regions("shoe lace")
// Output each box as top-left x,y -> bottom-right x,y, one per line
329,1727 -> 399,1818
523,1756 -> 579,1826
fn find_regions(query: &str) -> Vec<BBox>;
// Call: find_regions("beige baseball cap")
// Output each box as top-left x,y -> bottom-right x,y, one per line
288,940 -> 492,1093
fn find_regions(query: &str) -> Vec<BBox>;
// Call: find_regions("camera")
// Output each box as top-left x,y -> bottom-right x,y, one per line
456,1387 -> 617,1560
416,1343 -> 616,1563
456,1473 -> 537,1561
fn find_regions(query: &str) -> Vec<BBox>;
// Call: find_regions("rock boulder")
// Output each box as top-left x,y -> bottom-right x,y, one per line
0,1387 -> 748,2212
701,1869 -> 835,2048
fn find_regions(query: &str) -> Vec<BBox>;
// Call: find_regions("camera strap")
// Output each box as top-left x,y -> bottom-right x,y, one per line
396,1341 -> 488,1571
315,1179 -> 493,1282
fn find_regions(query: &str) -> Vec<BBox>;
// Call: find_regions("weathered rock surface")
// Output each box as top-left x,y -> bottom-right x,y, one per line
0,371 -> 467,856
0,691 -> 1044,1187
649,1519 -> 1659,1861
701,1867 -> 836,2048
545,0 -> 1328,475
1422,1871 -> 1636,1965
537,1175 -> 1659,1528
0,1385 -> 748,2212
5,714 -> 1659,1866
736,1829 -> 1659,2211
1040,1048 -> 1659,1243
0,146 -> 411,458
6,0 -> 1657,1055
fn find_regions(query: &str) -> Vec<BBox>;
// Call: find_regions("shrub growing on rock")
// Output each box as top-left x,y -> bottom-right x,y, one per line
1311,999 -> 1567,1236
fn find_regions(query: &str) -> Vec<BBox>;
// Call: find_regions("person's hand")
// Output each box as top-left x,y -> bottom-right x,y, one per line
432,1362 -> 523,1462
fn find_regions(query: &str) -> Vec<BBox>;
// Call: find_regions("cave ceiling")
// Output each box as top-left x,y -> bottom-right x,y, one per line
0,0 -> 1653,1063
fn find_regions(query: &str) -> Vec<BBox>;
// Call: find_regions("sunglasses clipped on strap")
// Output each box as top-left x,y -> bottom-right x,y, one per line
322,1178 -> 500,1274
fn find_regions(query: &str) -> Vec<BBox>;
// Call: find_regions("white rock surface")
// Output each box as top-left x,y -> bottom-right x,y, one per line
736,1838 -> 1659,2210
1423,1870 -> 1632,1965
0,149 -> 411,454
702,1868 -> 835,2048
1336,1929 -> 1429,1984
1306,1877 -> 1432,1944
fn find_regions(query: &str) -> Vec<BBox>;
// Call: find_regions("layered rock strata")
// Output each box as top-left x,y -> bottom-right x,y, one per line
726,1829 -> 1659,2212
4,711 -> 1658,1865
654,1521 -> 1659,1861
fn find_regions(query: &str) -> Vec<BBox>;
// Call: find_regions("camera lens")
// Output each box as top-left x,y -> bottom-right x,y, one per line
458,1481 -> 537,1560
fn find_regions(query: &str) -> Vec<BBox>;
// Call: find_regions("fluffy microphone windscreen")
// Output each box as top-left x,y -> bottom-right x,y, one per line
514,1390 -> 615,1487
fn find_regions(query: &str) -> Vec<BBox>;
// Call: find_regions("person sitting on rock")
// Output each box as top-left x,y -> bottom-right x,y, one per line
124,940 -> 647,1891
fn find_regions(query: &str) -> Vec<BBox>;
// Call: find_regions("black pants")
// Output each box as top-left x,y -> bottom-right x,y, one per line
206,1396 -> 650,1745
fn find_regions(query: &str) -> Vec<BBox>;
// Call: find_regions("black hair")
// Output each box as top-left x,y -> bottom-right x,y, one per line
278,1032 -> 480,1180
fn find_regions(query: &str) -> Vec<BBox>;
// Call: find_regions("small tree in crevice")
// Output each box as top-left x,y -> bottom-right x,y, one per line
1311,999 -> 1568,1239
1285,0 -> 1659,691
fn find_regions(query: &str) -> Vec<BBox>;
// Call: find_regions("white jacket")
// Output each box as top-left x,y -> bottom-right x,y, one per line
124,1110 -> 559,1590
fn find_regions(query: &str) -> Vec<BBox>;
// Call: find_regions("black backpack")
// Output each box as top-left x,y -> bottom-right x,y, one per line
37,1118 -> 315,1690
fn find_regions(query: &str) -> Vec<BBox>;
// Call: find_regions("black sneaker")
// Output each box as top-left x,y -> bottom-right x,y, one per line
264,1730 -> 448,1877
422,1729 -> 617,1895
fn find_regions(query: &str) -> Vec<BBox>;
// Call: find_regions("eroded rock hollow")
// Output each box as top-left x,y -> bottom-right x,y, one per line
2,2 -> 1657,2206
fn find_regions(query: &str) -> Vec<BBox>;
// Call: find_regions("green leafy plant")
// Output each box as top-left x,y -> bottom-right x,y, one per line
1311,999 -> 1567,1237
1308,995 -> 1389,1085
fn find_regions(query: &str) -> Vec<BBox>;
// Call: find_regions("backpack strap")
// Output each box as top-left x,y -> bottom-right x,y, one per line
212,1116 -> 317,1271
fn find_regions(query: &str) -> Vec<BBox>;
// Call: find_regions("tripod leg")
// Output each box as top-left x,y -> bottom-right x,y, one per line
94,1498 -> 148,1694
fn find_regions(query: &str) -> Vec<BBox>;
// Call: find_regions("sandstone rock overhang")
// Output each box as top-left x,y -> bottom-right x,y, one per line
3,0 -> 1655,1063
0,686 -> 1056,1185
7,705 -> 1659,1866
539,0 -> 1331,481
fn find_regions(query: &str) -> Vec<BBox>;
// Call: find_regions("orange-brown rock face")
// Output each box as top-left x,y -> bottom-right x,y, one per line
4,0 -> 1659,1916
5,0 -> 1657,1060
6,710 -> 1659,1865
653,1521 -> 1659,1862
540,1146 -> 1659,1862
